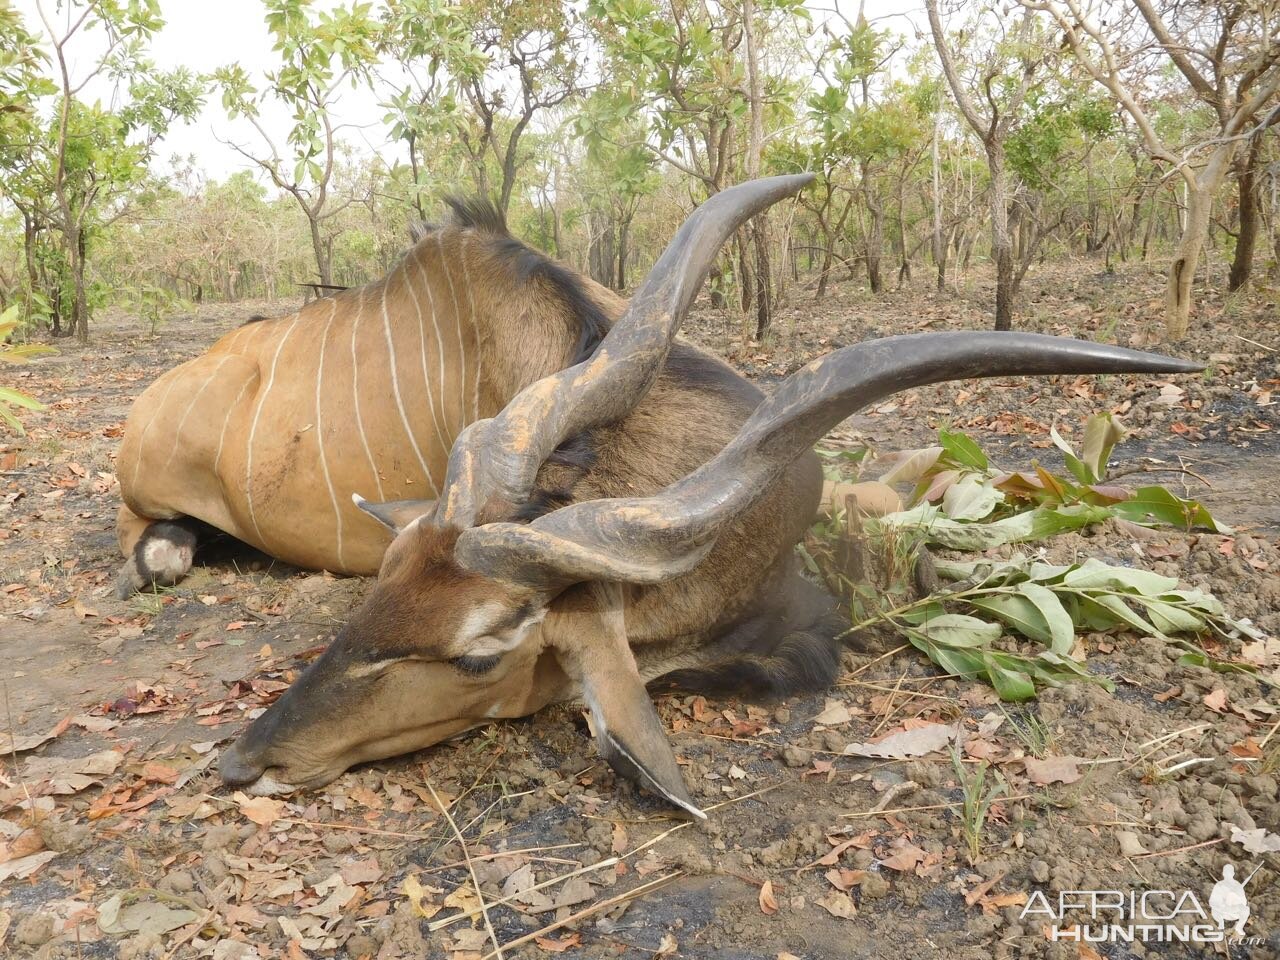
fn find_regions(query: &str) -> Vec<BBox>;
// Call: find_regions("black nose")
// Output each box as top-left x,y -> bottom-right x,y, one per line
218,742 -> 266,787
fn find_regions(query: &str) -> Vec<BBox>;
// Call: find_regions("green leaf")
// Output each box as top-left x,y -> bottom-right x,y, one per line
970,594 -> 1052,644
906,633 -> 985,679
1076,593 -> 1160,636
915,614 -> 1002,648
1018,582 -> 1076,654
941,476 -> 1003,521
0,386 -> 45,411
1112,486 -> 1230,534
1143,599 -> 1206,635
1177,651 -> 1259,676
1061,558 -> 1178,596
939,428 -> 988,471
1080,413 -> 1125,481
1049,424 -> 1092,485
983,656 -> 1036,702
877,446 -> 942,486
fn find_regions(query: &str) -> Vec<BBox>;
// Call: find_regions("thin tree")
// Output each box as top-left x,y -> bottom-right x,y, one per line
925,0 -> 1045,331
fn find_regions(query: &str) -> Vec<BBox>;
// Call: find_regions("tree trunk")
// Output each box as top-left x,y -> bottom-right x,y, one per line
709,265 -> 727,309
1166,145 -> 1236,339
616,210 -> 632,291
1165,186 -> 1211,339
987,146 -> 1014,331
308,214 -> 332,286
864,203 -> 884,295
738,231 -> 754,316
70,225 -> 88,342
816,244 -> 834,300
752,220 -> 773,340
741,0 -> 773,338
932,118 -> 946,292
1227,135 -> 1264,292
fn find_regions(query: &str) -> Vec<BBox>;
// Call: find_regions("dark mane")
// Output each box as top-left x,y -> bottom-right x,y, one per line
444,196 -> 508,235
443,195 -> 609,364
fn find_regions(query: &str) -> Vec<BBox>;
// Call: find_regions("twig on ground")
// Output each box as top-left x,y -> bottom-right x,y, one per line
1232,334 -> 1275,353
869,671 -> 908,738
427,779 -> 504,960
838,644 -> 910,681
159,909 -> 217,960
479,871 -> 683,960
842,793 -> 1036,819
428,856 -> 620,931
1134,836 -> 1225,860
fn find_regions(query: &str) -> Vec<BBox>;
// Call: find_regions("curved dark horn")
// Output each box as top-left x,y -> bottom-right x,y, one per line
434,174 -> 814,528
455,332 -> 1204,588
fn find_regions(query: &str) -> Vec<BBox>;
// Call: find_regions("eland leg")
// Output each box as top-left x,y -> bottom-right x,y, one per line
115,504 -> 201,598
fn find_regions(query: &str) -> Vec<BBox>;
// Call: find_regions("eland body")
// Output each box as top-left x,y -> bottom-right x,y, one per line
115,176 -> 1201,815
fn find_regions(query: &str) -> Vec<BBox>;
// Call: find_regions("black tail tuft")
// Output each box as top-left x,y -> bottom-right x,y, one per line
648,613 -> 847,701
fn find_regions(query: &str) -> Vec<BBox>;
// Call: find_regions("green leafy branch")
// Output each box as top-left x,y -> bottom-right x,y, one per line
0,303 -> 57,435
848,556 -> 1266,702
877,413 -> 1228,535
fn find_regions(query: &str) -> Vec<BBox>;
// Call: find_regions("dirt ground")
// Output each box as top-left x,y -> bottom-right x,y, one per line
1,258 -> 1278,959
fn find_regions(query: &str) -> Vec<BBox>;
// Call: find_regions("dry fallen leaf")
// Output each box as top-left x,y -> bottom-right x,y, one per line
981,891 -> 1028,914
403,874 -> 444,918
758,879 -> 778,915
1231,826 -> 1280,854
0,850 -> 57,883
535,933 -> 582,953
843,723 -> 961,760
825,868 -> 866,892
20,749 -> 123,794
814,889 -> 857,919
1203,688 -> 1228,713
233,791 -> 286,826
1023,756 -> 1082,786
812,699 -> 852,726
879,841 -> 926,872
340,856 -> 383,885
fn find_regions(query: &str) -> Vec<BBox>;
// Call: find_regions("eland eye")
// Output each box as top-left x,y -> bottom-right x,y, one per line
449,654 -> 501,676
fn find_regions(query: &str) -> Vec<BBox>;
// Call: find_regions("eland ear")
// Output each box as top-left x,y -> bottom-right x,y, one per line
548,583 -> 705,819
352,494 -> 437,534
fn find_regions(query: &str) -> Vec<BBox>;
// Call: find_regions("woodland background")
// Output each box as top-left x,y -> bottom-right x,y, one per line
0,0 -> 1277,349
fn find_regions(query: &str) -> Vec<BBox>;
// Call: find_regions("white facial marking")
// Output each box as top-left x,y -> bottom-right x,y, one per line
346,658 -> 401,679
458,605 -> 545,658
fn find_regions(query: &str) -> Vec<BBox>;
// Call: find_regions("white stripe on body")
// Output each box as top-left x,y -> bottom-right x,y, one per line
313,298 -> 346,569
244,312 -> 303,548
412,246 -> 455,439
381,263 -> 438,496
350,286 -> 386,501
402,245 -> 448,463
130,370 -> 183,491
164,354 -> 234,470
437,233 -> 469,435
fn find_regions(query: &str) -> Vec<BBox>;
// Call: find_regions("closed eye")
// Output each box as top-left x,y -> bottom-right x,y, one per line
449,654 -> 501,677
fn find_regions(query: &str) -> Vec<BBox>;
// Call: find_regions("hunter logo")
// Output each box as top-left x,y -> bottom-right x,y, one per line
1021,863 -> 1265,946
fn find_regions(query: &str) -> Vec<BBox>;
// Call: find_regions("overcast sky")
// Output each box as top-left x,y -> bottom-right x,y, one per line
14,0 -> 926,183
